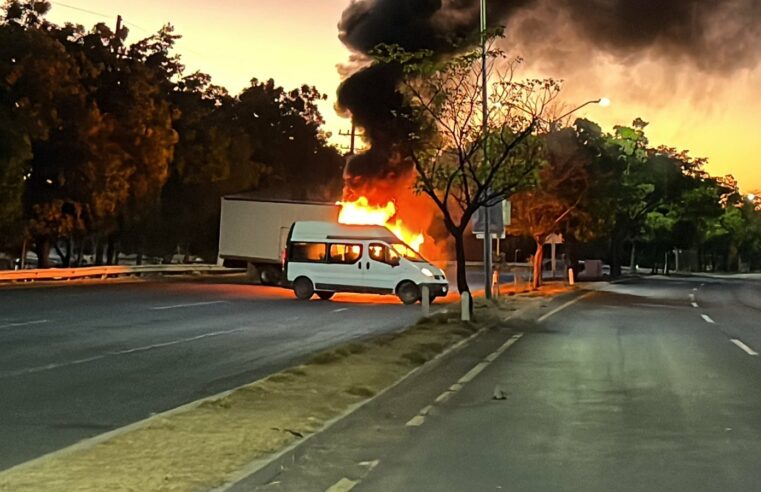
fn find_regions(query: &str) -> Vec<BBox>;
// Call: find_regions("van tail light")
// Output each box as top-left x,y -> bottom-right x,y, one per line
281,248 -> 287,268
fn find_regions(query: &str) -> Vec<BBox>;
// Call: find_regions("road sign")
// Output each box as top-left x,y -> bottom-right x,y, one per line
473,199 -> 509,239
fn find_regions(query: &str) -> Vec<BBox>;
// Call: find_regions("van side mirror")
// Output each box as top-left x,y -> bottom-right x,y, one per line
389,257 -> 400,267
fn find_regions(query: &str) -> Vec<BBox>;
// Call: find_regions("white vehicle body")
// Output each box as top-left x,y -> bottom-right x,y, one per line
284,221 -> 448,304
217,196 -> 339,284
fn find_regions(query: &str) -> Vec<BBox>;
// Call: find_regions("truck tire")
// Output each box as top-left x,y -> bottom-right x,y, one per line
293,277 -> 314,300
316,291 -> 335,300
259,265 -> 281,286
397,281 -> 420,305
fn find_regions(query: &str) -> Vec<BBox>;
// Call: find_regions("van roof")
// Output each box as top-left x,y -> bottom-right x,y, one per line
291,221 -> 398,242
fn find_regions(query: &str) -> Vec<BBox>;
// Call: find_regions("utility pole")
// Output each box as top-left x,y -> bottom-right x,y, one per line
338,123 -> 358,155
480,0 -> 492,299
114,15 -> 123,55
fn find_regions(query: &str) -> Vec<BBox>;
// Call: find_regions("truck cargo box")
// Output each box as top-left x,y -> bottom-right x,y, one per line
218,195 -> 338,284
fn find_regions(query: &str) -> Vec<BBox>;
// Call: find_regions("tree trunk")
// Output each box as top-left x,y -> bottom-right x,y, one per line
35,238 -> 52,269
106,236 -> 116,265
94,238 -> 104,266
453,232 -> 469,295
532,237 -> 543,290
74,238 -> 84,266
629,242 -> 637,272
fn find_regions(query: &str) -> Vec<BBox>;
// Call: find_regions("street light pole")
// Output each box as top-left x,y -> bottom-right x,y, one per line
480,0 -> 493,299
549,98 -> 610,129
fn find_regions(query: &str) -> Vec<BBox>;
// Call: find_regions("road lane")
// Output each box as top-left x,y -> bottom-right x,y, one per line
351,277 -> 761,492
692,277 -> 761,357
0,279 -> 426,470
244,276 -> 761,492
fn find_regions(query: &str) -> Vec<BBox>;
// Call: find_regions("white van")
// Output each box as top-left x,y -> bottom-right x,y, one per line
284,221 -> 448,304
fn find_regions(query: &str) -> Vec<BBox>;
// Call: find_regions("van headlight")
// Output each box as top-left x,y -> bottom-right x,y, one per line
421,267 -> 434,277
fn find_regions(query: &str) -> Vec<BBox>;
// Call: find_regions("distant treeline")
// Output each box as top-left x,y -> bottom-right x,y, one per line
0,1 -> 344,267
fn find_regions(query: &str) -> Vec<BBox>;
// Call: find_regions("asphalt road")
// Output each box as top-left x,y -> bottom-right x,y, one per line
0,278 -> 431,471
247,276 -> 761,492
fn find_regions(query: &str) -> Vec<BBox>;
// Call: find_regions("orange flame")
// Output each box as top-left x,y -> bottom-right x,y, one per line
337,197 -> 425,251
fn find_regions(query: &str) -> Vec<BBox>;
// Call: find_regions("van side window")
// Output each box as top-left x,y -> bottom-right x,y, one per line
369,243 -> 399,265
328,244 -> 362,264
290,242 -> 326,262
369,243 -> 387,263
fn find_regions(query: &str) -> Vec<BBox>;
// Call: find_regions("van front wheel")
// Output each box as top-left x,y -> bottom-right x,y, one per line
397,281 -> 420,305
293,277 -> 314,300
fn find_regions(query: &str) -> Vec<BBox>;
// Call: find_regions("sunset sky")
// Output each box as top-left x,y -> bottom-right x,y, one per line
47,0 -> 760,192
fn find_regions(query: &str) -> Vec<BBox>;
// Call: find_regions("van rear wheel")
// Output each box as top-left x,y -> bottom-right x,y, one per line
293,277 -> 314,300
316,291 -> 334,300
397,281 -> 420,305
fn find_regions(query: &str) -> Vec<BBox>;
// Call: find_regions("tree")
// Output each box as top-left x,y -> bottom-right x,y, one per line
508,127 -> 590,288
153,71 -> 262,259
1,6 -> 92,264
232,78 -> 344,200
379,41 -> 560,294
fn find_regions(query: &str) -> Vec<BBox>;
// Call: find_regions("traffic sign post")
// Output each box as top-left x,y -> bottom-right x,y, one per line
473,198 -> 510,299
544,233 -> 564,278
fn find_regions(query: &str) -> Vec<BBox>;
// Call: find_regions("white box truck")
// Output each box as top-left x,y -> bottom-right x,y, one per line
217,195 -> 339,284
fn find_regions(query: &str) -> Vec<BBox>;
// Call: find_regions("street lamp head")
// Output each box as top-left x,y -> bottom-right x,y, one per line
598,97 -> 611,107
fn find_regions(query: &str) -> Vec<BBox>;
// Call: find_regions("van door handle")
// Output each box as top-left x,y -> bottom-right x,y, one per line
366,261 -> 370,270
358,262 -> 362,270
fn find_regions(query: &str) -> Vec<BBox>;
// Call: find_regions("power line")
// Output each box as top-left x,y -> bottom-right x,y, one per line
49,1 -> 149,33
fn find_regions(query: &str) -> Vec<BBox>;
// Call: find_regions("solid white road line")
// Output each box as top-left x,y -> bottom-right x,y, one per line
691,302 -> 699,308
434,391 -> 452,404
0,319 -> 50,330
406,334 -> 524,427
457,362 -> 490,384
701,314 -> 715,324
730,339 -> 759,356
325,478 -> 358,492
537,293 -> 594,323
151,300 -> 228,311
332,308 -> 349,313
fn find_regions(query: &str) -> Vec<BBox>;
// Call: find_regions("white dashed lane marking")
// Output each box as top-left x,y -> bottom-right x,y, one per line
730,339 -> 758,356
701,314 -> 715,324
0,319 -> 50,330
151,301 -> 229,311
325,477 -> 358,492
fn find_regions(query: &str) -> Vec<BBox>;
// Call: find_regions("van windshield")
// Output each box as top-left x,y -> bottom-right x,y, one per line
389,241 -> 426,263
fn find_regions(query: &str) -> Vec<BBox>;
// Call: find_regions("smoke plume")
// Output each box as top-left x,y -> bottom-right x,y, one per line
336,0 -> 761,245
337,0 -> 761,175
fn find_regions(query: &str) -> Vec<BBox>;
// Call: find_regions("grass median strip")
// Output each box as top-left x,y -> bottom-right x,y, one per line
0,288 -> 568,492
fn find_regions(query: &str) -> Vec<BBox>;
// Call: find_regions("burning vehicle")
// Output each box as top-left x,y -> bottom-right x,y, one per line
217,193 -> 445,303
284,221 -> 448,304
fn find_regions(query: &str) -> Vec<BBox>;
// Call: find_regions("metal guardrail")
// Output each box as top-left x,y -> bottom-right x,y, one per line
0,264 -> 245,283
